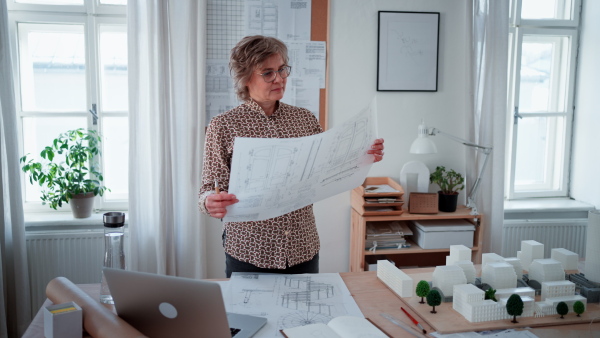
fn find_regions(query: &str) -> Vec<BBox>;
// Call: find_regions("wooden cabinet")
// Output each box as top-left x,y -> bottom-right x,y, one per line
349,178 -> 483,272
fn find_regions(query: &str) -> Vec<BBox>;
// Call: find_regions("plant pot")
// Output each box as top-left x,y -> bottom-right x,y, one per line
70,192 -> 95,218
438,191 -> 458,212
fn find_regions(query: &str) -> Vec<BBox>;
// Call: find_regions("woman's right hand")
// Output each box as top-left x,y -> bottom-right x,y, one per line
205,192 -> 239,219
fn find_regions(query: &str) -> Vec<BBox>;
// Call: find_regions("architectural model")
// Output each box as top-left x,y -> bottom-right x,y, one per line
528,259 -> 564,284
517,240 -> 544,270
432,265 -> 467,298
481,262 -> 518,290
481,253 -> 505,266
551,248 -> 579,271
452,283 -> 534,322
376,260 -> 413,298
584,210 -> 600,282
446,245 -> 471,266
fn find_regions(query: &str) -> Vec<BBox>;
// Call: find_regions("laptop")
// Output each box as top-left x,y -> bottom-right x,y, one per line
103,268 -> 267,338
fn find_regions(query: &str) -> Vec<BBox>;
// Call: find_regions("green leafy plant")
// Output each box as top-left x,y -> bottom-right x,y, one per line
429,166 -> 465,195
426,289 -> 441,314
484,288 -> 497,302
416,280 -> 430,304
20,128 -> 109,210
506,294 -> 524,323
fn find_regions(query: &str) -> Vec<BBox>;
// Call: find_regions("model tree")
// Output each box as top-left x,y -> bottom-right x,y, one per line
573,300 -> 585,317
556,301 -> 569,319
506,294 -> 524,323
484,288 -> 497,302
426,289 -> 441,314
416,280 -> 430,304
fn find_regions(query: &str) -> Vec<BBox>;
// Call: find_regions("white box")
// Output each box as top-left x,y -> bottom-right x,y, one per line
44,301 -> 82,338
409,219 -> 475,249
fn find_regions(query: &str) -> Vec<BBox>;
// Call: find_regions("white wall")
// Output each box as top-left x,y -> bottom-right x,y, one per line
206,0 -> 469,278
571,0 -> 600,209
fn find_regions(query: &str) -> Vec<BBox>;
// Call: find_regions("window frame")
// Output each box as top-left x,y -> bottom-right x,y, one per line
506,0 -> 581,200
7,1 -> 128,213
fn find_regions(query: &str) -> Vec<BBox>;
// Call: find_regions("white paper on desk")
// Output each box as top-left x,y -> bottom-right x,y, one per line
225,273 -> 364,338
224,100 -> 378,222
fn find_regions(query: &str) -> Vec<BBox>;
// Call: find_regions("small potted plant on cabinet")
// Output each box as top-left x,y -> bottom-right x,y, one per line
20,128 -> 109,218
429,166 -> 464,212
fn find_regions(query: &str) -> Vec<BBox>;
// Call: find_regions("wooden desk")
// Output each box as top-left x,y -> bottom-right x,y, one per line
23,270 -> 600,337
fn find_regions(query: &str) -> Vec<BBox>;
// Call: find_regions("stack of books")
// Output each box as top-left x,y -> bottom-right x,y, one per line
365,221 -> 413,252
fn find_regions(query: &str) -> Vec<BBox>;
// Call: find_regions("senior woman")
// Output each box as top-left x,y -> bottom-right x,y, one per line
199,35 -> 384,277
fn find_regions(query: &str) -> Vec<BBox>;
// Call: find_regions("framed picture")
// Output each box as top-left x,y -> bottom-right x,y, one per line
377,11 -> 440,91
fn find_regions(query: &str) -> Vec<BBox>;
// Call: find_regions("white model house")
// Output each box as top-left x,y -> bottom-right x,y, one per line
432,265 -> 467,297
481,262 -> 518,290
518,240 -> 544,270
376,260 -> 413,297
528,259 -> 564,283
550,248 -> 579,271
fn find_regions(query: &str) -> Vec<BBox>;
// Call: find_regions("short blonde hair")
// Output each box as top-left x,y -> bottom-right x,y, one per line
229,35 -> 289,101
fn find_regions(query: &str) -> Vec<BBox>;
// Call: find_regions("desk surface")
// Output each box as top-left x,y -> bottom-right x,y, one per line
23,269 -> 600,337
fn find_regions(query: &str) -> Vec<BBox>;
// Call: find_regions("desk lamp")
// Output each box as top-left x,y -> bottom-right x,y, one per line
409,120 -> 493,215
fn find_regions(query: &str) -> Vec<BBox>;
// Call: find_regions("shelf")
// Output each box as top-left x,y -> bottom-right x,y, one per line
350,178 -> 485,272
364,239 -> 480,256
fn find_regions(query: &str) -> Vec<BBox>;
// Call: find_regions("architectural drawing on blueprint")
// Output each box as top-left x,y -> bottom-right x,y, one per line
225,101 -> 377,222
226,273 -> 363,337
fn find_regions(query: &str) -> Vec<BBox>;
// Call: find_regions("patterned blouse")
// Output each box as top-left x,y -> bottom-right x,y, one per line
199,99 -> 323,269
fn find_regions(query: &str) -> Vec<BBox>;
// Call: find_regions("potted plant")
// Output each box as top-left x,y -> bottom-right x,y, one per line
429,166 -> 464,212
20,128 -> 109,218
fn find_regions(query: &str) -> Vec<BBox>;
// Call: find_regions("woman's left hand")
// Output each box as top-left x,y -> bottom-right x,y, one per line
368,138 -> 385,163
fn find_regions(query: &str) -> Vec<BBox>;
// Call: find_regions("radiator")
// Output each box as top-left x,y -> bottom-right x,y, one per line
501,218 -> 588,259
26,231 -> 104,314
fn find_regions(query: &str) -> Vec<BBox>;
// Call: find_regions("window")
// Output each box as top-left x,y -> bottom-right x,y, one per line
506,0 -> 581,199
7,0 -> 128,211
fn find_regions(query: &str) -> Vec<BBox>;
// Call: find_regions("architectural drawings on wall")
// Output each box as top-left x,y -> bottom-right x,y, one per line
224,101 -> 377,222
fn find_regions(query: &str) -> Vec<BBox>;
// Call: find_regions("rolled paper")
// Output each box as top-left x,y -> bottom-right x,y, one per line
46,277 -> 147,338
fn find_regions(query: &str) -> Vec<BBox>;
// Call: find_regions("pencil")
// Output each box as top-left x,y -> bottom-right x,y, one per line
214,179 -> 222,221
400,307 -> 426,334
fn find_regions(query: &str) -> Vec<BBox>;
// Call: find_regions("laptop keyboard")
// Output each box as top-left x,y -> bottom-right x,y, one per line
230,328 -> 241,337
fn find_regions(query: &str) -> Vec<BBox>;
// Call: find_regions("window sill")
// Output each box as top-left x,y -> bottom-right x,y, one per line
25,211 -> 128,232
504,198 -> 594,220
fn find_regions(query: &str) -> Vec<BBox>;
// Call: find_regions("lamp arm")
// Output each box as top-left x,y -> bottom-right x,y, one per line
430,128 -> 492,152
467,147 -> 492,210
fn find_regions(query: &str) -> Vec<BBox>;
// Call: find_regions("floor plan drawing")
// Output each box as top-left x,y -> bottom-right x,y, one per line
225,101 -> 378,222
224,273 -> 364,337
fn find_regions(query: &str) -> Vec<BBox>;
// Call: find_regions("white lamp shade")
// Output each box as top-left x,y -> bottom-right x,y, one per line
410,122 -> 438,154
410,137 -> 437,154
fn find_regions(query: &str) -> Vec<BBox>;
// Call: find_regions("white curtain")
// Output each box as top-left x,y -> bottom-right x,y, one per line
466,0 -> 509,254
127,0 -> 207,278
0,1 -> 31,336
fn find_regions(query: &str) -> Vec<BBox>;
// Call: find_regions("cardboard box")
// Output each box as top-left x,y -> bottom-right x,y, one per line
409,219 -> 475,249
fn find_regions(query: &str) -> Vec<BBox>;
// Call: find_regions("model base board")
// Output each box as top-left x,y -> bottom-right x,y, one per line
402,294 -> 600,334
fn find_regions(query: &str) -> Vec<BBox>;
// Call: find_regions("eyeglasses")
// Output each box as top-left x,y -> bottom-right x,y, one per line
258,66 -> 292,83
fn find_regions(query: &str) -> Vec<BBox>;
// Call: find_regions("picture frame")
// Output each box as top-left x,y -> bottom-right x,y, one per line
377,11 -> 440,92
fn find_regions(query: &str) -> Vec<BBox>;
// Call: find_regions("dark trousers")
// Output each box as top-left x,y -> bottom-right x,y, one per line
225,252 -> 319,278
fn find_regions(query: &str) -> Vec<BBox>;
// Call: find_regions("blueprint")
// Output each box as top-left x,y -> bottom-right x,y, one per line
224,101 -> 377,222
222,273 -> 364,337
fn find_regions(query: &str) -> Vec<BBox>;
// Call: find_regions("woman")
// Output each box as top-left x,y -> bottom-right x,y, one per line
199,35 -> 384,277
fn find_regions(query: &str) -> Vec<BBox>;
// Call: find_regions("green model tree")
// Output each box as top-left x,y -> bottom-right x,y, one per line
556,301 -> 569,319
484,288 -> 497,302
426,289 -> 441,314
573,300 -> 585,317
416,280 -> 430,304
506,294 -> 524,323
